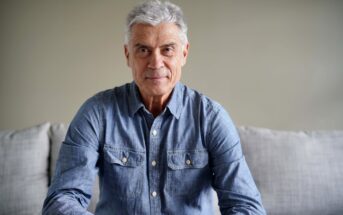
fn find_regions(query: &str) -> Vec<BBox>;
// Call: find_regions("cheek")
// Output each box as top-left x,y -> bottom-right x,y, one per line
132,62 -> 146,76
171,61 -> 183,78
167,58 -> 181,71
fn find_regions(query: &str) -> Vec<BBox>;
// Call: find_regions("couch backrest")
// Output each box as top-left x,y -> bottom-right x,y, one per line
239,126 -> 343,215
0,122 -> 50,215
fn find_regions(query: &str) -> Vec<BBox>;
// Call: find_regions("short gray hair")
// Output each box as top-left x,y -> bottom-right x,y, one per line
125,0 -> 188,45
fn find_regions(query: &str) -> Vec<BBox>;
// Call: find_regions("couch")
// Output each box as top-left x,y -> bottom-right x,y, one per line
1,122 -> 342,215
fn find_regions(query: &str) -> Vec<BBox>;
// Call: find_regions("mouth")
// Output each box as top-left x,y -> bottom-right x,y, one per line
146,76 -> 166,80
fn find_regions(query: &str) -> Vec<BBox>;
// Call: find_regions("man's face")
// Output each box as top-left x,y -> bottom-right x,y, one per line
125,23 -> 189,100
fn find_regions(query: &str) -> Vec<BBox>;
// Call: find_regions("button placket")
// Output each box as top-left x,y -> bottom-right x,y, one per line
148,117 -> 162,208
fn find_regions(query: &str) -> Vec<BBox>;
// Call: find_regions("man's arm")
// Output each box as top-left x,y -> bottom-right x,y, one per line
43,96 -> 102,215
208,106 -> 266,215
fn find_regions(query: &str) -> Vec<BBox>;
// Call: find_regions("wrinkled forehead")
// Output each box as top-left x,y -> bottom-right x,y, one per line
129,23 -> 183,46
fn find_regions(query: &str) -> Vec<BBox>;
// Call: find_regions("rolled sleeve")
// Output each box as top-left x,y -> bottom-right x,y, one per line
208,106 -> 266,214
43,96 -> 102,215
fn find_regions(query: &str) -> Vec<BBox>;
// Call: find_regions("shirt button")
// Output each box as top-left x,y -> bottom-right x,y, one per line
152,129 -> 157,136
186,159 -> 192,165
122,157 -> 128,164
151,160 -> 157,166
151,191 -> 157,197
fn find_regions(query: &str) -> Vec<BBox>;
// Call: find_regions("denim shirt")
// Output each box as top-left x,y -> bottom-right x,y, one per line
43,82 -> 266,215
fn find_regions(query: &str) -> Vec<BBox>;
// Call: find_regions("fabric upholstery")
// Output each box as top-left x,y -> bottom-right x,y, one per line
49,123 -> 68,180
0,122 -> 50,215
239,126 -> 343,215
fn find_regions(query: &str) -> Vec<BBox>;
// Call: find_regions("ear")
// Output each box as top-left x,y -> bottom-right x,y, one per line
124,44 -> 130,67
181,42 -> 190,67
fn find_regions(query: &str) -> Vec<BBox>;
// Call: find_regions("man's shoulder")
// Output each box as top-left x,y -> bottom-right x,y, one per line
181,83 -> 222,113
81,83 -> 132,110
88,82 -> 131,101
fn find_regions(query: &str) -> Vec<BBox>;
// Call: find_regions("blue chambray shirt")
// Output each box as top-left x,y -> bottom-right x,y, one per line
43,82 -> 266,215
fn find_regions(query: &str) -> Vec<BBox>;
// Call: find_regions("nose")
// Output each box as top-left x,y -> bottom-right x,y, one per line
148,51 -> 164,69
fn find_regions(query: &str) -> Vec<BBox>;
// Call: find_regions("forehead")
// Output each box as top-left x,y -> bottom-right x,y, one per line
129,23 -> 182,46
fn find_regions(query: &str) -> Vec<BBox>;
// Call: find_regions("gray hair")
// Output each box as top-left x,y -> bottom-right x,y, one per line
125,0 -> 188,45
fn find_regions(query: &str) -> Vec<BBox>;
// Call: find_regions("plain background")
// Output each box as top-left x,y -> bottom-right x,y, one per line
1,0 -> 343,130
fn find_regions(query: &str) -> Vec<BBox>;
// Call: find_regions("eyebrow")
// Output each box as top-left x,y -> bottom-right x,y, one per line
161,42 -> 177,48
134,43 -> 150,49
133,42 -> 177,49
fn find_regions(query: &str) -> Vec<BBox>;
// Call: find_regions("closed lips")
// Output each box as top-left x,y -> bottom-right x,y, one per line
146,76 -> 166,79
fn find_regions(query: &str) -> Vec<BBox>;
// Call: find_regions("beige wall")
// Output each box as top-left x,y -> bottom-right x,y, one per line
1,0 -> 343,130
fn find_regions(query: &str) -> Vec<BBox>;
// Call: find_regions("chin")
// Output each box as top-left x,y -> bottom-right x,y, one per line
148,87 -> 171,97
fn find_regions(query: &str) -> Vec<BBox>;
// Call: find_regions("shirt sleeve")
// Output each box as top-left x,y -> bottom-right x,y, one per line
207,106 -> 266,215
42,96 -> 102,215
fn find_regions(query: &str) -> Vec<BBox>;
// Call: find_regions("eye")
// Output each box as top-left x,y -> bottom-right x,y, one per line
162,46 -> 175,56
139,47 -> 148,53
135,46 -> 150,57
136,47 -> 150,57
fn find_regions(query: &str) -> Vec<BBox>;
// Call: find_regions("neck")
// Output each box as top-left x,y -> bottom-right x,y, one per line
141,94 -> 170,117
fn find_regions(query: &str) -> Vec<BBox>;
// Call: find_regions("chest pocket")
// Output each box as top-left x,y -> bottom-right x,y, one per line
167,150 -> 211,196
104,148 -> 144,167
103,146 -> 145,198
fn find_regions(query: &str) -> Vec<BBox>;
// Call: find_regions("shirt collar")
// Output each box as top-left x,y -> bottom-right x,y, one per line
128,81 -> 184,119
166,82 -> 184,119
128,82 -> 145,117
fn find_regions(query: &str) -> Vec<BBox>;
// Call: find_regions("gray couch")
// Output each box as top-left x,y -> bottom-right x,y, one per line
1,122 -> 343,215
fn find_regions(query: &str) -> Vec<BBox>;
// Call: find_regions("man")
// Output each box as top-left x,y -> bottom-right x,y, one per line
43,1 -> 266,214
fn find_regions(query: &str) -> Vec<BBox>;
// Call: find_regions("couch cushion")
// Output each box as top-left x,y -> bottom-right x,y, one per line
239,126 -> 343,215
0,122 -> 50,215
49,123 -> 68,180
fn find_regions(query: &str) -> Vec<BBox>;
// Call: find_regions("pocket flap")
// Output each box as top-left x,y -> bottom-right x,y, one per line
167,150 -> 209,170
104,147 -> 145,167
